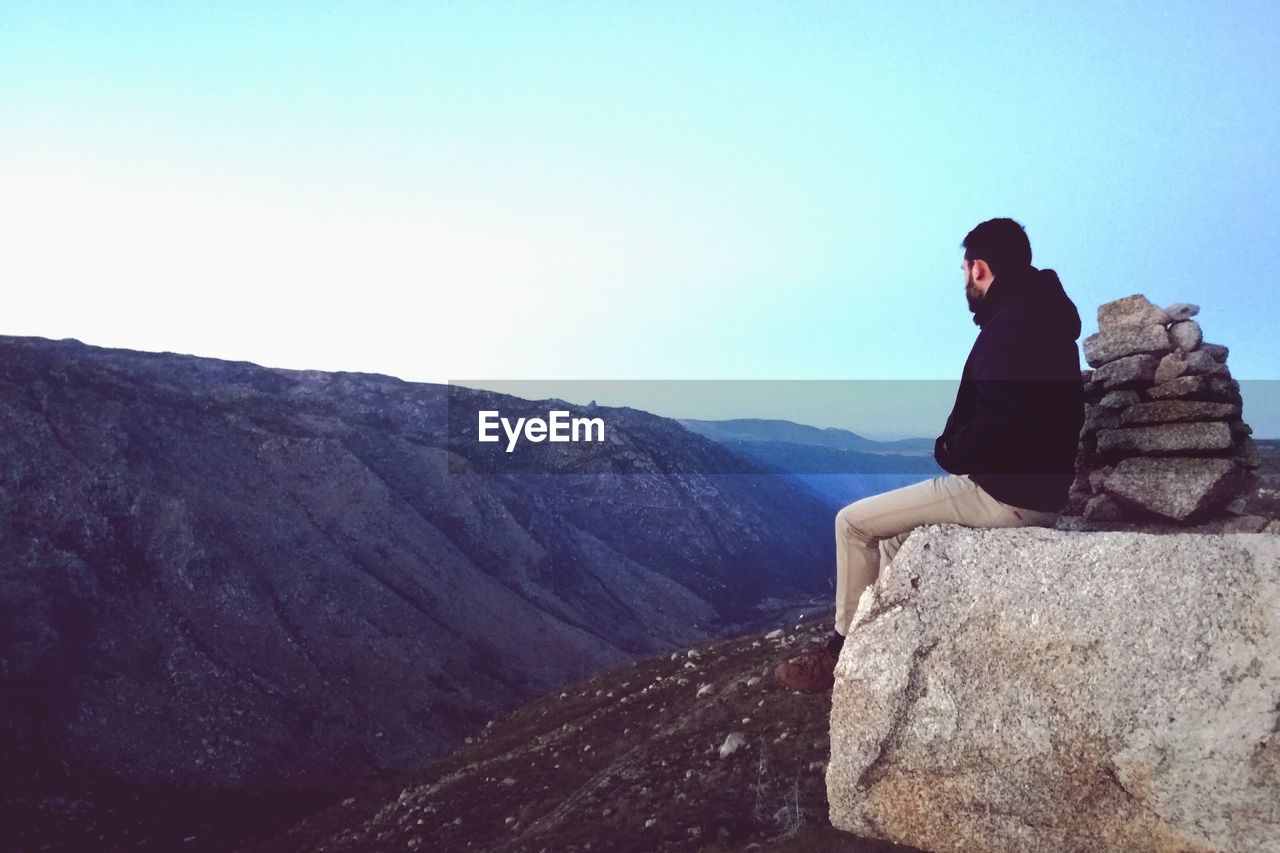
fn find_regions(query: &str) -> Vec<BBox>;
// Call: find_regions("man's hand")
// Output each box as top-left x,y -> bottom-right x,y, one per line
934,434 -> 963,474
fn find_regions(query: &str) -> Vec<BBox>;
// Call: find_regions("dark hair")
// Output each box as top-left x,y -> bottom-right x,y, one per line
962,218 -> 1032,278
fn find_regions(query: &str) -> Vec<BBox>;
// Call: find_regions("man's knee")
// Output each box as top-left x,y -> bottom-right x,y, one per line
835,500 -> 875,545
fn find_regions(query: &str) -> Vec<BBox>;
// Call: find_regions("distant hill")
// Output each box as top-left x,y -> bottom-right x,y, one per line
680,419 -> 942,510
0,335 -> 836,851
678,418 -> 934,456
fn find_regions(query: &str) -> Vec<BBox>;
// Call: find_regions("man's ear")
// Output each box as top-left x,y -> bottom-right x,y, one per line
974,259 -> 995,287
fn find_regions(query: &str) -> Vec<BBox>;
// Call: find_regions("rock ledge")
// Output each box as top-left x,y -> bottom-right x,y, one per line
828,524 -> 1280,853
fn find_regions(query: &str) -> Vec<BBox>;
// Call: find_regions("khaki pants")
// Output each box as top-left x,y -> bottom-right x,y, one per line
834,474 -> 1058,635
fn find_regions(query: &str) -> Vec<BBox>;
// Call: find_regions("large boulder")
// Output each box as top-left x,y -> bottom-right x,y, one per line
827,525 -> 1280,853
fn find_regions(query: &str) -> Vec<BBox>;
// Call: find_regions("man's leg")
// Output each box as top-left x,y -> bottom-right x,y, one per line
777,473 -> 1056,693
833,474 -> 1056,637
813,530 -> 905,653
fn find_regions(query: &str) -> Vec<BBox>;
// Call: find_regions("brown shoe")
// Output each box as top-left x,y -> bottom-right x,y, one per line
773,648 -> 838,693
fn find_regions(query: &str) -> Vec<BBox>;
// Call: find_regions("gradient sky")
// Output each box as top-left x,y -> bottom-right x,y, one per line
3,1 -> 1278,434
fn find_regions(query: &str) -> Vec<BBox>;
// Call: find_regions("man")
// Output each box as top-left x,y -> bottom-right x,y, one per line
774,217 -> 1085,693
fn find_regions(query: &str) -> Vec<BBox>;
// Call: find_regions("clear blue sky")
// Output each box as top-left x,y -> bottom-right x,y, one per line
3,2 -> 1278,432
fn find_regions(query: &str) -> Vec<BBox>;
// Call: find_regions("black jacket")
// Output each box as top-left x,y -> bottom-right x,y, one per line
934,265 -> 1085,512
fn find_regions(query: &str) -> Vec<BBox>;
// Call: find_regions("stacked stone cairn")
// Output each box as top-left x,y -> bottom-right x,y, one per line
1059,294 -> 1263,532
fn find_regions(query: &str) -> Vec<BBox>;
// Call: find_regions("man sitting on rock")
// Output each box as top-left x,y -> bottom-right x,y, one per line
775,217 -> 1086,693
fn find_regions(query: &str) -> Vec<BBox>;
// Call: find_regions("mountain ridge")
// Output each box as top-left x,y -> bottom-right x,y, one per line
678,418 -> 934,456
0,334 -> 835,851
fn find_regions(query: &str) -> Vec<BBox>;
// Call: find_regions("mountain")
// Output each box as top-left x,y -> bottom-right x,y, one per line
679,419 -> 942,510
249,611 -> 919,853
0,335 -> 835,851
677,419 -> 934,456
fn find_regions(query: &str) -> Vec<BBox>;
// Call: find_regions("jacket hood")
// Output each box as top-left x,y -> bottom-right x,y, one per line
974,265 -> 1082,340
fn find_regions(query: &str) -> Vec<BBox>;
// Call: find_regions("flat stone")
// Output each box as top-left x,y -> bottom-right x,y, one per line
1161,302 -> 1200,322
1081,408 -> 1121,436
1208,377 -> 1242,398
1096,421 -> 1234,457
1153,352 -> 1189,384
1201,343 -> 1229,362
1097,390 -> 1141,410
1097,294 -> 1166,330
1102,456 -> 1241,522
1091,354 -> 1158,389
829,526 -> 1280,852
1146,375 -> 1205,400
1082,325 -> 1171,368
1167,320 -> 1203,352
1119,400 -> 1240,425
1144,375 -> 1241,403
1183,349 -> 1229,377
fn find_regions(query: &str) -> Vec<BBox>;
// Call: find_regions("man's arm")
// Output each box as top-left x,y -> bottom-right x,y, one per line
933,325 -> 1034,474
934,379 -> 1025,473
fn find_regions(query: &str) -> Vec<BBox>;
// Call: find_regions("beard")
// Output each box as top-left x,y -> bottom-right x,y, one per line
965,273 -> 984,313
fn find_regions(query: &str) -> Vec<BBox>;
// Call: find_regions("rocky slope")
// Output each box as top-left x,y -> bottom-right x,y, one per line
0,335 -> 835,851
258,512 -> 1280,853
248,608 -> 917,853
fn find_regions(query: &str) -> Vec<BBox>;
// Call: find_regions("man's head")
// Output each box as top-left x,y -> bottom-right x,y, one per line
961,218 -> 1032,313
